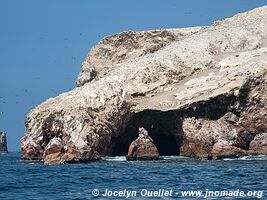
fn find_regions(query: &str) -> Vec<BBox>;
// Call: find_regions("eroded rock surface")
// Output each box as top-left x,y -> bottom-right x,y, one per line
126,127 -> 159,161
21,6 -> 267,164
76,27 -> 202,87
0,132 -> 8,153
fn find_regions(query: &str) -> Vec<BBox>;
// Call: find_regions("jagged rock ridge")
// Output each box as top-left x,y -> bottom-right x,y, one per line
21,6 -> 267,164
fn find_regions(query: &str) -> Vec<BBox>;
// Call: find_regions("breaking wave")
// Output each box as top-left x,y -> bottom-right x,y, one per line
223,155 -> 267,161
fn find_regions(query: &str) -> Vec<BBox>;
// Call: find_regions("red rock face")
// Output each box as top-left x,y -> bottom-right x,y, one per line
180,113 -> 240,159
126,128 -> 159,161
180,79 -> 267,160
250,133 -> 267,154
211,143 -> 245,159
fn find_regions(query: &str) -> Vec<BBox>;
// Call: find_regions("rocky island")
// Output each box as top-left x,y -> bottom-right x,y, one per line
0,131 -> 8,153
21,6 -> 267,164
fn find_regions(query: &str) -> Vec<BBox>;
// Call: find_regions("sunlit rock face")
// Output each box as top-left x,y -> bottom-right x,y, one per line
21,6 -> 267,164
0,132 -> 8,153
126,127 -> 159,161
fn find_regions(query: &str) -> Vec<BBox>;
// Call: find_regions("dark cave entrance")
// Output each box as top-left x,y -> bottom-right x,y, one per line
110,110 -> 183,156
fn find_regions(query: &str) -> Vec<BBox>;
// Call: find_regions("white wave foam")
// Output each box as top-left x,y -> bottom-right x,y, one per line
223,155 -> 267,161
160,156 -> 191,160
102,156 -> 127,162
101,156 -> 190,162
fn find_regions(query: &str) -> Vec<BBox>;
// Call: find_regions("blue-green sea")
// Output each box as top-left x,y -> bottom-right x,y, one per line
0,153 -> 266,199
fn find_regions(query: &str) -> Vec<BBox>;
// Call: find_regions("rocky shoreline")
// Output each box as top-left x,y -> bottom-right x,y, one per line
21,6 -> 267,164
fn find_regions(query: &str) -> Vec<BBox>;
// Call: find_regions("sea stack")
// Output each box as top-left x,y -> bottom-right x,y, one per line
0,131 -> 8,153
126,128 -> 159,161
21,6 -> 267,164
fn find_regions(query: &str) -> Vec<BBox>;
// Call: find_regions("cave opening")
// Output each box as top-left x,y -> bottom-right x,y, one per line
110,110 -> 183,156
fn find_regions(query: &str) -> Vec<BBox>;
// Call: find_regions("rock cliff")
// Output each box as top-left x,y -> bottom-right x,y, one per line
0,132 -> 8,153
21,6 -> 267,164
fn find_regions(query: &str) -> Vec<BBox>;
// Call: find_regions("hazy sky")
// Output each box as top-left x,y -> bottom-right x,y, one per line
1,0 -> 266,151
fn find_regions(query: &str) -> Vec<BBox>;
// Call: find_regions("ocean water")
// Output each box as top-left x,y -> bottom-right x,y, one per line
0,153 -> 266,200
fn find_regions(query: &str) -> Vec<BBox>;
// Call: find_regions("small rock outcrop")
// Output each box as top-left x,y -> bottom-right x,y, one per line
0,132 -> 8,153
21,6 -> 267,164
126,128 -> 159,161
